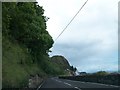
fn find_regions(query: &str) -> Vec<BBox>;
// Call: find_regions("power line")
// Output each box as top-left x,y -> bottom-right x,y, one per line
55,0 -> 89,42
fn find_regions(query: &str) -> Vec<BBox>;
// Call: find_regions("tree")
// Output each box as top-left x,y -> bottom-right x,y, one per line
2,2 -> 16,36
2,2 -> 54,63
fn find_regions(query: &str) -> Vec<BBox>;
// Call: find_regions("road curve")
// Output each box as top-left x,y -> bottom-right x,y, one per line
37,77 -> 119,90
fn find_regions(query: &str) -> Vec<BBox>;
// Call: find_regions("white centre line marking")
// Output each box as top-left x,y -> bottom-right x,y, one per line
63,82 -> 72,86
74,86 -> 81,90
54,79 -> 82,90
56,80 -> 62,83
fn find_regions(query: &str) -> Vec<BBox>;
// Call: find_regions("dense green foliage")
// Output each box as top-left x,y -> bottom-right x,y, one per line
2,2 -> 66,88
2,2 -> 54,61
2,36 -> 46,88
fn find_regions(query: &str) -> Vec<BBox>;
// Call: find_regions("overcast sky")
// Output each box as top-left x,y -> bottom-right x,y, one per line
37,0 -> 119,73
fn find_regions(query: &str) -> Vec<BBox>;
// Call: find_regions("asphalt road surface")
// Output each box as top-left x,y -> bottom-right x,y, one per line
37,77 -> 119,90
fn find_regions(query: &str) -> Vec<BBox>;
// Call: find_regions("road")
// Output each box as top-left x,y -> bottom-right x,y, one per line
37,77 -> 119,90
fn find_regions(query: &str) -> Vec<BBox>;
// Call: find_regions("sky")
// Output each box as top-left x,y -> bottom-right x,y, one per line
37,0 -> 119,73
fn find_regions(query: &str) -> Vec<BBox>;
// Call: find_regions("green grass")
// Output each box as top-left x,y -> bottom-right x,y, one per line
2,36 -> 67,88
2,37 -> 46,88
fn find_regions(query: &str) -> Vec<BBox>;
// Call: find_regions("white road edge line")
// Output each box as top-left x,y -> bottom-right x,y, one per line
85,82 -> 119,87
63,79 -> 119,88
36,81 -> 45,90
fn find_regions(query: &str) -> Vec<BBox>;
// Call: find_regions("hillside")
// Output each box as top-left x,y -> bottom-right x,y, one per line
2,36 -> 46,88
2,37 -> 76,88
2,2 -> 70,88
51,55 -> 77,76
51,56 -> 70,70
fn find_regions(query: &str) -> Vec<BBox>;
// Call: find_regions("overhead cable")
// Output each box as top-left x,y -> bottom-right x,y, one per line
55,0 -> 89,42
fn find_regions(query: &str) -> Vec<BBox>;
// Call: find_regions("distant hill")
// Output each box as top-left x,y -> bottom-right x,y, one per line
51,55 -> 70,70
50,55 -> 76,76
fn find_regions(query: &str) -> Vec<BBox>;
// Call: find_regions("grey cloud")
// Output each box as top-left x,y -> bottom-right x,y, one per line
38,0 -> 118,72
